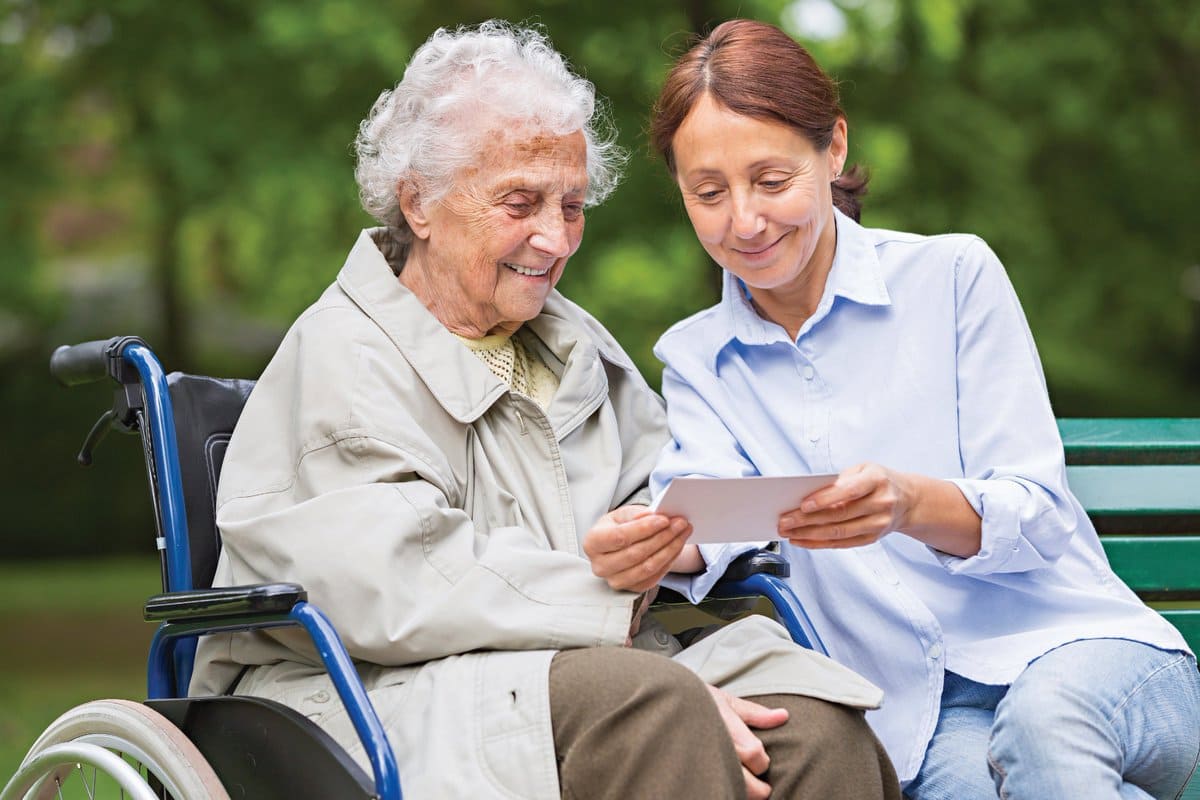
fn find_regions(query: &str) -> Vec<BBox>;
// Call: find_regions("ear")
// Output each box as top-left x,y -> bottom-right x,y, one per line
398,182 -> 432,240
829,117 -> 849,176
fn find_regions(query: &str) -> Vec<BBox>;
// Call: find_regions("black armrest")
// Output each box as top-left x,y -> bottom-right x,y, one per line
718,549 -> 790,582
144,583 -> 306,623
653,548 -> 789,607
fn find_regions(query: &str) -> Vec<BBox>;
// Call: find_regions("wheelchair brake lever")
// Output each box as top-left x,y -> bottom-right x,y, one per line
77,409 -> 116,466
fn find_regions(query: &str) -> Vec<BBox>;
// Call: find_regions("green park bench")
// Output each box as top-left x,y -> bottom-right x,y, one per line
1060,417 -> 1200,800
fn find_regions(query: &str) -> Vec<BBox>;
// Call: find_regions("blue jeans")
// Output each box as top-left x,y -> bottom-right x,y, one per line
906,639 -> 1200,800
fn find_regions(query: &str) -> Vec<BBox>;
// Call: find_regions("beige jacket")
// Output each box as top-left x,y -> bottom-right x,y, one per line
190,229 -> 882,799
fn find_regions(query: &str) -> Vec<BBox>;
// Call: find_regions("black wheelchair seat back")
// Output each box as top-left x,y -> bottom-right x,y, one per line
166,373 -> 256,590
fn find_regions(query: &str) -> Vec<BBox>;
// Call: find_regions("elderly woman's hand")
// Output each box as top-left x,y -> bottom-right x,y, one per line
706,685 -> 789,800
583,505 -> 691,593
778,462 -> 982,557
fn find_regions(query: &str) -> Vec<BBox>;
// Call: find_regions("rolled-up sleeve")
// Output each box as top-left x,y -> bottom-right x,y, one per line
935,239 -> 1081,575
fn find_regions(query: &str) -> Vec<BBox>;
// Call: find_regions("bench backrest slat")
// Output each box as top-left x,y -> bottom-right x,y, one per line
1064,465 -> 1200,515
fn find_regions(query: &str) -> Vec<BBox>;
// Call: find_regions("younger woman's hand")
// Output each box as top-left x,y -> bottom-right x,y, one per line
779,464 -> 983,557
583,505 -> 692,592
778,463 -> 911,549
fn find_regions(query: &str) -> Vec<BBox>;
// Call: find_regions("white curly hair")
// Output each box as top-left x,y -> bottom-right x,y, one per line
354,20 -> 625,240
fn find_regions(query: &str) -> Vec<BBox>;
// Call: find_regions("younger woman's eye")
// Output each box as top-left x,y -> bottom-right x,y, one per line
696,189 -> 723,202
760,179 -> 787,190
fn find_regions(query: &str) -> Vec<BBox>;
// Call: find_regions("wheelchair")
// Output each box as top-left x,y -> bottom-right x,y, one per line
2,335 -> 826,800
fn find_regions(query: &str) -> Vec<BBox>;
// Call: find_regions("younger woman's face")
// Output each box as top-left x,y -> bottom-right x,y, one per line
671,93 -> 846,301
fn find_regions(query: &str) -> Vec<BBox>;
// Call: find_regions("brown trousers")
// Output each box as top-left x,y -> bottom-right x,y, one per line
550,647 -> 901,799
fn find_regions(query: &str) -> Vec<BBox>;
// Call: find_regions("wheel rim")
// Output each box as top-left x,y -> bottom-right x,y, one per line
2,700 -> 228,800
5,741 -> 162,800
51,733 -> 190,799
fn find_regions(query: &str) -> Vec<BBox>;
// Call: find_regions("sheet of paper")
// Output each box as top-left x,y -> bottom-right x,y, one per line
650,474 -> 839,545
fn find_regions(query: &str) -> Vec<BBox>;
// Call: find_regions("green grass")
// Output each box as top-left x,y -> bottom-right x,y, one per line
0,557 -> 161,785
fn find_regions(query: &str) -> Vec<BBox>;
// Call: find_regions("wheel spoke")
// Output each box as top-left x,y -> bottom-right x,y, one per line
78,761 -> 97,799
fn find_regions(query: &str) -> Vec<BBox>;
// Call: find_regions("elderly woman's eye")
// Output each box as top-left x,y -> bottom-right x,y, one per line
760,179 -> 788,190
562,203 -> 584,221
505,200 -> 535,216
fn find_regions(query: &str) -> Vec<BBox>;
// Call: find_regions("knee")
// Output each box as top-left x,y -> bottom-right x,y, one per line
990,673 -> 1095,754
550,647 -> 717,730
761,694 -> 880,758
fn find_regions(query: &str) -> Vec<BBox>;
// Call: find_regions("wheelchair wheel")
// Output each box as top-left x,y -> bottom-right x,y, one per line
3,699 -> 230,800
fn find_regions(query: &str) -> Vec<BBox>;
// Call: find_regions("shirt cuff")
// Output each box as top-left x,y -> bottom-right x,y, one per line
935,479 -> 1023,574
659,542 -> 763,603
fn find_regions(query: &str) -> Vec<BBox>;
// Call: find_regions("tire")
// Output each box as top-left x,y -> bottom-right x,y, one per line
3,699 -> 230,800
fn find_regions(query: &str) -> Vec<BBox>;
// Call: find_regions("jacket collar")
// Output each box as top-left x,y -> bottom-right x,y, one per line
705,208 -> 891,371
335,229 -> 623,426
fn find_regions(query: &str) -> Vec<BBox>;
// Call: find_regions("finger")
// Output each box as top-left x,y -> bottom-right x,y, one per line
727,695 -> 789,730
800,466 -> 876,513
778,499 -> 875,532
742,767 -> 772,800
586,513 -> 672,556
787,530 -> 883,549
707,686 -> 774,777
600,530 -> 688,592
608,504 -> 652,523
594,525 -> 687,588
592,519 -> 688,574
731,733 -> 771,778
781,508 -> 894,540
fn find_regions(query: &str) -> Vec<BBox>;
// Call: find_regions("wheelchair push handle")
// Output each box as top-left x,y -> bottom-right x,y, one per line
50,336 -> 150,387
50,340 -> 112,386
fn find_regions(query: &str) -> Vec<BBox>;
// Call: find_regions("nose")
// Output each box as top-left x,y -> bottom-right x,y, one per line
529,208 -> 572,258
730,191 -> 765,239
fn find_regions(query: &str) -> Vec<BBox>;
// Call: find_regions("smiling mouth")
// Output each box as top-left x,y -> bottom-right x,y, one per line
735,233 -> 787,256
504,263 -> 551,277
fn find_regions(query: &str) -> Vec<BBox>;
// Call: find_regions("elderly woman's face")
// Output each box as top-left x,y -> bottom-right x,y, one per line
405,129 -> 588,337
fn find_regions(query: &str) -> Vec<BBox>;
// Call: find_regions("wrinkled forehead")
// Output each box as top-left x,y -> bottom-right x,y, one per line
461,126 -> 589,195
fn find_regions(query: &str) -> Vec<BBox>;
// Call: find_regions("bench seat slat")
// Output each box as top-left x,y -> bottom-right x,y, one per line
1066,465 -> 1200,514
1101,536 -> 1200,593
1157,610 -> 1200,654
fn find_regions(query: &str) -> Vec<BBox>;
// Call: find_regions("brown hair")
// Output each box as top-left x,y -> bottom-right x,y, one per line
650,18 -> 868,221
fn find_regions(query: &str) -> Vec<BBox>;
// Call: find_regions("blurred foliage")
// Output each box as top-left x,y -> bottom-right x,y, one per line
1,0 -> 1198,557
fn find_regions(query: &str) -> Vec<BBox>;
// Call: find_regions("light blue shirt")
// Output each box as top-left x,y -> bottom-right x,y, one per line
652,209 -> 1189,783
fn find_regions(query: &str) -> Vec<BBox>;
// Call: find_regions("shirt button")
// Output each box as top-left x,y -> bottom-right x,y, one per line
803,366 -> 815,380
928,643 -> 943,660
809,433 -> 820,442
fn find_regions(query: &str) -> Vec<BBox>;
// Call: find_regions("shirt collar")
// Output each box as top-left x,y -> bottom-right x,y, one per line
705,208 -> 892,370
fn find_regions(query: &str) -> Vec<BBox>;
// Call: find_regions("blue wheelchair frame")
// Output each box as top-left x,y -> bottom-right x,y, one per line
60,338 -> 404,800
46,335 -> 829,800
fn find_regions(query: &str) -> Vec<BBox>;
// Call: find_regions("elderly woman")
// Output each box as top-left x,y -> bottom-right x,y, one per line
649,18 -> 1200,800
189,21 -> 899,800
